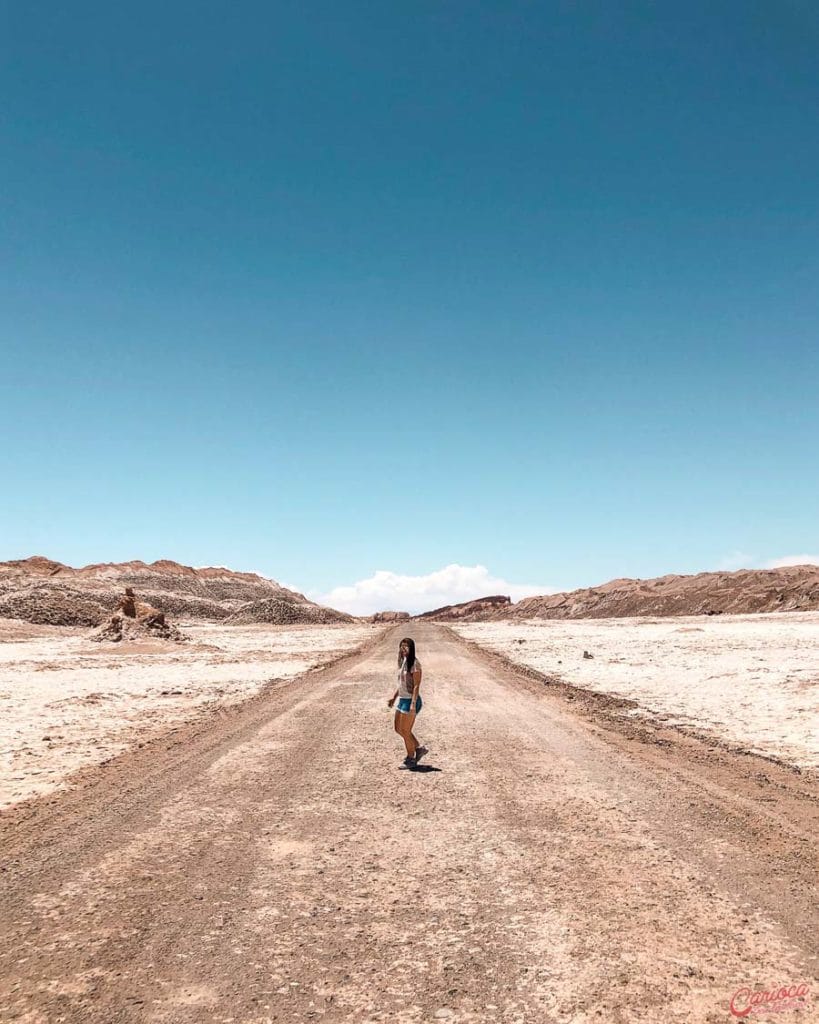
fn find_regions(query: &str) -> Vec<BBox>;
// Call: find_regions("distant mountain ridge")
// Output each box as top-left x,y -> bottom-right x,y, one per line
415,595 -> 512,621
416,566 -> 819,622
0,556 -> 351,626
4,558 -> 817,627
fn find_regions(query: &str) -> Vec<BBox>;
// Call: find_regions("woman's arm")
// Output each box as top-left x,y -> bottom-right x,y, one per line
411,667 -> 422,710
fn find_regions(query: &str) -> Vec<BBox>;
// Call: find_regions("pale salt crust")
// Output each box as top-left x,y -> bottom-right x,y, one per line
0,621 -> 378,809
452,612 -> 819,771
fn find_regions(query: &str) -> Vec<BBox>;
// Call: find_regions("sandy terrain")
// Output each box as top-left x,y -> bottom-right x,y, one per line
451,612 -> 819,771
0,622 -> 816,1023
0,619 -> 379,809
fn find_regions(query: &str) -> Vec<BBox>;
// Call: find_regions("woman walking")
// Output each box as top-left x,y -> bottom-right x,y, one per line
387,637 -> 428,767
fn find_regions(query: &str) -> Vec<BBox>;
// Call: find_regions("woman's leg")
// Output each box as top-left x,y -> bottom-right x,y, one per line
409,698 -> 422,750
398,710 -> 418,757
395,709 -> 411,755
394,708 -> 412,755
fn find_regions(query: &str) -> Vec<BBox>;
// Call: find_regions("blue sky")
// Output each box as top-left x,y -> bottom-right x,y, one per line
1,2 -> 817,613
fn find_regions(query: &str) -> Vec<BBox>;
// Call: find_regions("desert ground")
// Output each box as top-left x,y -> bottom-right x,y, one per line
1,619 -> 817,1023
451,612 -> 819,771
0,619 -> 379,809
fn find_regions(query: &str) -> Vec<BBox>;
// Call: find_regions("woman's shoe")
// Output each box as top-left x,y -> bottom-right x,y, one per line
414,746 -> 428,763
402,755 -> 417,768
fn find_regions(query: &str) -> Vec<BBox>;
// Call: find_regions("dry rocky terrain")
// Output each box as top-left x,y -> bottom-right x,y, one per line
452,611 -> 819,771
419,565 -> 819,621
0,617 -> 379,809
0,622 -> 816,1023
2,557 -> 818,1021
0,556 -> 352,627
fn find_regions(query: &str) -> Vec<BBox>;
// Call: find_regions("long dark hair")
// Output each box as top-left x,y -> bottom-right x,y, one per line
398,637 -> 416,673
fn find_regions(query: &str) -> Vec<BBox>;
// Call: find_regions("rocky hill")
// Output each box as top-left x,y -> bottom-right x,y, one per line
370,611 -> 411,623
415,595 -> 512,621
0,557 -> 353,626
417,566 -> 819,622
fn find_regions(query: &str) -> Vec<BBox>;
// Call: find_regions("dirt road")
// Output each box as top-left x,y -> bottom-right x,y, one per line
1,623 -> 817,1023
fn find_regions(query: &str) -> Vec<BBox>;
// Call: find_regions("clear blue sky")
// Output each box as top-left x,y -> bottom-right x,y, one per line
1,2 -> 817,607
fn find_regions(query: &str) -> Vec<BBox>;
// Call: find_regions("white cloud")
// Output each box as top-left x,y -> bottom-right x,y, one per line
763,554 -> 819,569
313,563 -> 554,616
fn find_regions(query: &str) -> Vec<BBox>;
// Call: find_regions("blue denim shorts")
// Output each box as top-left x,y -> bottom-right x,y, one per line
397,694 -> 422,715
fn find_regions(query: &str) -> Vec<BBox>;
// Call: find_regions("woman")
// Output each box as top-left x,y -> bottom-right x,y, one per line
387,637 -> 428,767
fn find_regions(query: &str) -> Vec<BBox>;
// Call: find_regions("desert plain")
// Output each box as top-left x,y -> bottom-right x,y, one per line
0,619 -> 379,809
453,610 -> 819,771
1,591 -> 818,1022
2,610 -> 817,814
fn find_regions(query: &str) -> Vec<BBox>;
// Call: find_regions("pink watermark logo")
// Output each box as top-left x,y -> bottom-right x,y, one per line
729,981 -> 811,1017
